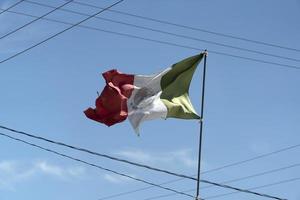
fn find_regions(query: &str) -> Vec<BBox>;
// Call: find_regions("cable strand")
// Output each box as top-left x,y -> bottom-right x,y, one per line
0,9 -> 300,70
0,8 -> 299,70
0,125 -> 292,200
139,163 -> 300,200
0,0 -> 25,15
0,125 -> 197,181
0,132 -> 196,199
96,139 -> 300,200
0,0 -> 124,64
0,0 -> 74,40
70,0 -> 300,53
204,178 -> 300,199
23,0 -> 300,63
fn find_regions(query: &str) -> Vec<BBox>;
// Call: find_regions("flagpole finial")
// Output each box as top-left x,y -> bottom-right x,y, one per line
203,49 -> 208,56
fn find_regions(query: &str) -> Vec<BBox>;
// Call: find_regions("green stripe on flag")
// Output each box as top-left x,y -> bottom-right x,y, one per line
160,53 -> 204,119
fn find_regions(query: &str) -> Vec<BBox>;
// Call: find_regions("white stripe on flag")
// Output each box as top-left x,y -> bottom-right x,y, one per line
127,68 -> 171,134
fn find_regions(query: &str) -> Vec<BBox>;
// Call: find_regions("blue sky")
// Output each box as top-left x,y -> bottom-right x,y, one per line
0,0 -> 300,200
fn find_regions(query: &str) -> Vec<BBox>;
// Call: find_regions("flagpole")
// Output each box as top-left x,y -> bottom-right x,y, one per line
195,50 -> 207,200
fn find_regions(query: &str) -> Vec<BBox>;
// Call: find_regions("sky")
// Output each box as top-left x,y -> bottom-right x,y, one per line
0,0 -> 300,200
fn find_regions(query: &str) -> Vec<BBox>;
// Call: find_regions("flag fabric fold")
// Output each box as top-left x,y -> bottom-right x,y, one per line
84,53 -> 204,133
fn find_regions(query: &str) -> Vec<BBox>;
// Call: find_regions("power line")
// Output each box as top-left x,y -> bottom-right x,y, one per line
97,142 -> 300,200
0,0 -> 125,64
98,178 -> 189,200
23,0 -> 300,63
142,179 -> 288,200
0,0 -> 74,41
158,177 -> 300,200
0,132 -> 197,199
201,179 -> 286,200
70,0 -> 300,53
0,125 -> 291,200
0,125 -> 197,182
204,177 -> 300,199
0,0 -> 25,15
202,144 -> 300,174
0,131 -> 288,200
139,163 -> 300,200
1,8 -> 299,70
202,163 -> 300,190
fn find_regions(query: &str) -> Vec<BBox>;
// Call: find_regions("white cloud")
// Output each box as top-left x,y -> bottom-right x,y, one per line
0,160 -> 16,173
35,161 -> 64,177
0,160 -> 86,191
35,161 -> 86,179
0,160 -> 35,191
117,150 -> 152,163
103,173 -> 133,184
168,149 -> 198,168
249,141 -> 272,154
67,166 -> 86,177
116,148 -> 197,169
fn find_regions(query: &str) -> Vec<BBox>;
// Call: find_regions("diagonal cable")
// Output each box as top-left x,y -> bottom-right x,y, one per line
0,125 -> 197,181
204,177 -> 300,199
0,0 -> 124,64
0,8 -> 299,70
201,179 -> 286,200
0,132 -> 197,199
23,0 -> 300,63
70,0 -> 300,53
0,0 -> 74,40
0,125 -> 293,200
0,0 -> 25,15
138,163 -> 300,200
96,139 -> 300,200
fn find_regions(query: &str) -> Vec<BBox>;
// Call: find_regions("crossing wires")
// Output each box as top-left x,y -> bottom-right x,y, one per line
70,0 -> 300,53
0,132 -> 197,199
0,0 -> 25,15
0,129 -> 287,200
0,0 -> 125,64
139,163 -> 300,200
97,141 -> 300,200
0,5 -> 299,69
19,0 -> 300,63
0,0 -> 75,41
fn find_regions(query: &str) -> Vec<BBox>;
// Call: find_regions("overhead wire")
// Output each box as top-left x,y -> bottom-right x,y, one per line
0,3 -> 298,196
0,0 -> 25,15
0,0 -> 74,41
0,1 -> 296,200
0,0 -> 125,64
0,132 -> 197,199
139,162 -> 300,200
204,177 -> 300,199
0,8 -> 299,70
98,178 -> 189,200
0,125 -> 292,200
69,0 -> 300,53
201,179 -> 286,200
0,125 -> 197,182
23,0 -> 300,63
0,131 -> 288,200
2,124 -> 299,187
97,141 -> 300,199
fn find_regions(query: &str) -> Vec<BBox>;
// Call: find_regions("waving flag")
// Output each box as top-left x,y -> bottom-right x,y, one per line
84,53 -> 204,133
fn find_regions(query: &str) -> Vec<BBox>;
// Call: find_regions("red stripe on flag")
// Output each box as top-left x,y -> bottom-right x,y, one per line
84,70 -> 134,126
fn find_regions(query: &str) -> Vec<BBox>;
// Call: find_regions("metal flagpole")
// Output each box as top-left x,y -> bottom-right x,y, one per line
195,50 -> 208,200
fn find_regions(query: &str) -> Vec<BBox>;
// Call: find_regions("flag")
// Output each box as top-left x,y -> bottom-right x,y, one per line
84,53 -> 204,133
